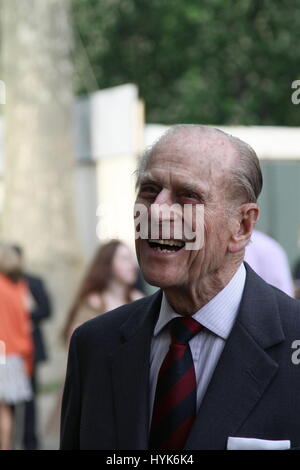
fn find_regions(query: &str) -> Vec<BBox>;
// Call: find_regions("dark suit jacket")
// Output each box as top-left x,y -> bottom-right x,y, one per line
25,273 -> 52,363
60,264 -> 300,450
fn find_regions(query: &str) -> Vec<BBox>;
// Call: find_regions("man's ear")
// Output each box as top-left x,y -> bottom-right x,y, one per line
228,203 -> 259,253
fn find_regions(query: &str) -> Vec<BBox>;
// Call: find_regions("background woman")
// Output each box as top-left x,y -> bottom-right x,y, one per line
63,239 -> 144,343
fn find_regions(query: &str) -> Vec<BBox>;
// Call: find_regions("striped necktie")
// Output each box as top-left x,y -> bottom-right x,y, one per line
149,316 -> 203,450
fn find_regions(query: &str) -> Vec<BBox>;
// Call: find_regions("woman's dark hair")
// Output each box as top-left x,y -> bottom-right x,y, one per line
62,239 -> 134,343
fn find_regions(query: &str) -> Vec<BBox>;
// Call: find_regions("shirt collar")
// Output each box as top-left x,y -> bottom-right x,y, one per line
154,262 -> 246,340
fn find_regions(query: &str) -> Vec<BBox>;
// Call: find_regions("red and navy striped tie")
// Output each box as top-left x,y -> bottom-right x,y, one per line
149,316 -> 203,450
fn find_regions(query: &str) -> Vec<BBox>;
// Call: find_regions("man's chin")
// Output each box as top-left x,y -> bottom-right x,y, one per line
142,271 -> 180,289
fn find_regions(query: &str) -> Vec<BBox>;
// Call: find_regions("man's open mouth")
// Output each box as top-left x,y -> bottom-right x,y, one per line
147,239 -> 185,253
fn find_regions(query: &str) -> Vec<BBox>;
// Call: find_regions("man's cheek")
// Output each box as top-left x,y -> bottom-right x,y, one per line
187,251 -> 204,278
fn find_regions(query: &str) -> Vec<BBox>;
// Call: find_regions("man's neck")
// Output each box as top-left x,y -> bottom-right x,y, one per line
163,260 -> 243,315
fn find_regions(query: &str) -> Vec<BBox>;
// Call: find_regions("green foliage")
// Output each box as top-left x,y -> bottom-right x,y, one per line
72,0 -> 300,125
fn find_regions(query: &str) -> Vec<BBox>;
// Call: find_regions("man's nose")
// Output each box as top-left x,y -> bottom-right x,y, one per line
153,189 -> 173,206
151,189 -> 176,226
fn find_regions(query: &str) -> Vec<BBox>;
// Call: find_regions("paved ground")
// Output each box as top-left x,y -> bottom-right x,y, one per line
13,388 -> 60,450
38,391 -> 60,450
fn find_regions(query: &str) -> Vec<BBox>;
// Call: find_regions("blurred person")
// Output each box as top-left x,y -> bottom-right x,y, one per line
62,239 -> 144,343
12,246 -> 52,450
61,125 -> 300,450
0,243 -> 33,450
244,230 -> 294,296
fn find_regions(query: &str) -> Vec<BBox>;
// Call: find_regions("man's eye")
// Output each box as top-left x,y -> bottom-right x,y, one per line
183,193 -> 198,200
180,192 -> 204,204
140,186 -> 157,194
146,186 -> 157,192
138,186 -> 159,198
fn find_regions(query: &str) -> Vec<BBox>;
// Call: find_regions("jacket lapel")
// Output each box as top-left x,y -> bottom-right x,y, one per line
109,290 -> 162,449
185,264 -> 285,450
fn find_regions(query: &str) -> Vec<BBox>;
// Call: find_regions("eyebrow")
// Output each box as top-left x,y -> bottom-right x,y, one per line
138,175 -> 160,187
137,174 -> 209,199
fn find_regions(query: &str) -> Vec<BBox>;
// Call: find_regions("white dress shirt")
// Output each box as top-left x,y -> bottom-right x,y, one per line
149,263 -> 246,421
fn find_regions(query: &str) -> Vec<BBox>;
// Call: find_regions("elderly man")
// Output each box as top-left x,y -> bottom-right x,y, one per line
60,125 -> 300,450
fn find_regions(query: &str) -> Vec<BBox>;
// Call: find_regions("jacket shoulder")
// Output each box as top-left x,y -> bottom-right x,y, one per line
271,285 -> 300,330
72,292 -> 158,343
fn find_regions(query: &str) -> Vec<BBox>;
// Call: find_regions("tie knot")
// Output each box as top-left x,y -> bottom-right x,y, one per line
169,316 -> 202,345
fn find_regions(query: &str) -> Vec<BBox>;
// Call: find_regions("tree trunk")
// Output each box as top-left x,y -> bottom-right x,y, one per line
1,0 -> 84,385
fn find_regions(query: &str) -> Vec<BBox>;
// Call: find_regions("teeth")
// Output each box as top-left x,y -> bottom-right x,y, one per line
148,239 -> 184,247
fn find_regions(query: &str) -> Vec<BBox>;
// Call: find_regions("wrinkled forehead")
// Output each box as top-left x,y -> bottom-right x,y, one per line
145,129 -> 237,184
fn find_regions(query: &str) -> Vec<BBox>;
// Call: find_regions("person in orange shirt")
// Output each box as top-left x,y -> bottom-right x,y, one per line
0,243 -> 34,450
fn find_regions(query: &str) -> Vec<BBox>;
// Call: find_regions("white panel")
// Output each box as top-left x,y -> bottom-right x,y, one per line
144,124 -> 300,160
219,126 -> 300,160
90,83 -> 138,159
95,155 -> 137,251
144,124 -> 169,149
73,97 -> 92,161
0,117 -> 4,175
74,163 -> 99,257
